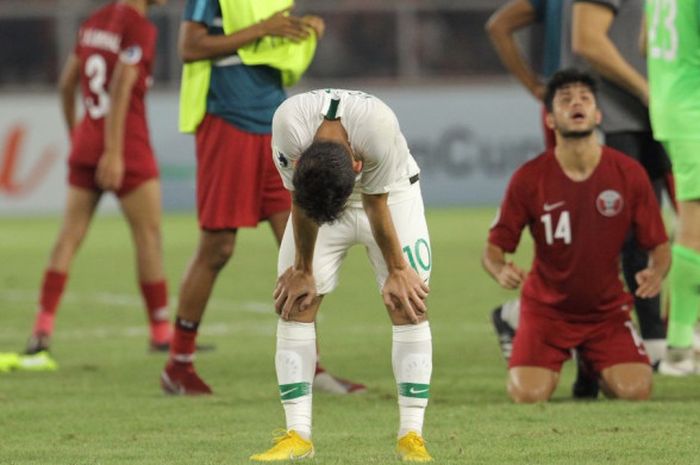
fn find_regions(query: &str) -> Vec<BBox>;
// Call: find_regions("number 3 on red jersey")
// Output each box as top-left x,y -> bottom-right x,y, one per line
84,53 -> 110,119
540,211 -> 571,245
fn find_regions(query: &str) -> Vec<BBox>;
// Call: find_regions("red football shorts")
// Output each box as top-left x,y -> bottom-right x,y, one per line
509,299 -> 650,374
195,114 -> 291,230
68,162 -> 158,198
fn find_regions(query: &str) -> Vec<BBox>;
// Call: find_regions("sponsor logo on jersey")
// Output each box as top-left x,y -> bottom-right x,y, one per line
596,189 -> 623,217
543,201 -> 565,212
120,45 -> 143,65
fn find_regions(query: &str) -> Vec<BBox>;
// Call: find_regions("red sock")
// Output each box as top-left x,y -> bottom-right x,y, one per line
140,280 -> 170,344
33,270 -> 68,336
170,318 -> 199,364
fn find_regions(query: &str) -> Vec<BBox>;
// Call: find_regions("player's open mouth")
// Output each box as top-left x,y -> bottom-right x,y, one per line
571,112 -> 585,122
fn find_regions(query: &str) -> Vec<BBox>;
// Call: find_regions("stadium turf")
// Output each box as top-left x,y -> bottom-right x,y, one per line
1,209 -> 698,465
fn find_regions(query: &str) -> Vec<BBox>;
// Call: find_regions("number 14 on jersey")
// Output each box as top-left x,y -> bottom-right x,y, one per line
540,211 -> 571,245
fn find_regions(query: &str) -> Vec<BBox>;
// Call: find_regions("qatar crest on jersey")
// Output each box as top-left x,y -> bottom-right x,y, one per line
596,189 -> 623,217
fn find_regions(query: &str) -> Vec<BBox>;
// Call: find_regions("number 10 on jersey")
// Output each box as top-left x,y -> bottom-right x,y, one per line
540,211 -> 571,245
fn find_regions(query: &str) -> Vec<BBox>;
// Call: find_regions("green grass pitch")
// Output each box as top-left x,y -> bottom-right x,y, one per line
1,209 -> 698,465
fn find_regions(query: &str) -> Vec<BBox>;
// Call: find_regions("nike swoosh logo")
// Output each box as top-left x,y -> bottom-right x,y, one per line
280,388 -> 298,397
543,201 -> 565,212
409,387 -> 429,395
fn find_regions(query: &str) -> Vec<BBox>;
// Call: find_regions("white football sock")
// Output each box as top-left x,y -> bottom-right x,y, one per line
276,320 -> 316,440
393,321 -> 432,438
501,299 -> 520,330
643,338 -> 666,367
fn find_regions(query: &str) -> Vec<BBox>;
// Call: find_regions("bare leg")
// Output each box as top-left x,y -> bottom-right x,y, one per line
47,187 -> 102,272
27,186 -> 101,353
600,363 -> 652,400
267,210 -> 290,245
507,367 -> 559,403
176,229 -> 236,322
119,179 -> 170,346
119,179 -> 165,283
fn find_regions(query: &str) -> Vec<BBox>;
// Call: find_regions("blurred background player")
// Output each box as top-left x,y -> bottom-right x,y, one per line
24,0 -> 171,365
646,0 -> 700,375
251,89 -> 432,462
483,69 -> 670,403
486,0 -> 672,380
160,0 -> 364,395
486,0 -> 573,149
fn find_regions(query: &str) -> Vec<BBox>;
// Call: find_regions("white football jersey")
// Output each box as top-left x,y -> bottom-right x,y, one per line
271,89 -> 420,204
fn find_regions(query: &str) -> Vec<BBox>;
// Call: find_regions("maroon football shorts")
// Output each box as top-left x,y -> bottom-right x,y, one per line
195,114 -> 291,230
509,298 -> 650,374
68,161 -> 158,198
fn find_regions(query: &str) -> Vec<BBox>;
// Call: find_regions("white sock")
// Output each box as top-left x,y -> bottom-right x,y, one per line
276,320 -> 316,440
393,321 -> 432,438
501,299 -> 520,330
643,338 -> 666,366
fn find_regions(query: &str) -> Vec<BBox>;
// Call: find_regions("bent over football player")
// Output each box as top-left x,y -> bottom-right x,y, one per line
250,89 -> 433,462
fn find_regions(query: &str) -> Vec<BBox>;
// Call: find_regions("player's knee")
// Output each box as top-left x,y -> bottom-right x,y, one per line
507,383 -> 552,403
606,377 -> 652,400
133,221 -> 162,248
200,236 -> 235,271
602,366 -> 652,400
507,368 -> 556,404
56,225 -> 88,251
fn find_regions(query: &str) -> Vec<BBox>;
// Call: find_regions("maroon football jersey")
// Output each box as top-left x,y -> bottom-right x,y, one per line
69,2 -> 157,171
489,147 -> 668,321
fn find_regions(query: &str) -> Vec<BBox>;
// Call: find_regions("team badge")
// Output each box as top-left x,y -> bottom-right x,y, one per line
277,152 -> 289,168
596,190 -> 623,217
119,45 -> 143,65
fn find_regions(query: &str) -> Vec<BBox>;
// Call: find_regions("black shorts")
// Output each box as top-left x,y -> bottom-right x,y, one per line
605,131 -> 672,182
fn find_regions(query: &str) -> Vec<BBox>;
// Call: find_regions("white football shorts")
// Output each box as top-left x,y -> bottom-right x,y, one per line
277,181 -> 432,295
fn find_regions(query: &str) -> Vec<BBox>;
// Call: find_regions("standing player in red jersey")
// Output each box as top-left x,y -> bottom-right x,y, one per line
483,69 -> 670,403
24,0 -> 171,365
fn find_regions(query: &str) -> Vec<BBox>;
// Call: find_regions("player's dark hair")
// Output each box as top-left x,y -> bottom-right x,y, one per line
544,68 -> 598,111
293,141 -> 356,225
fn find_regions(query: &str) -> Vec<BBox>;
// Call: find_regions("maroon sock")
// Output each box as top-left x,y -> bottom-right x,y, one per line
33,270 -> 68,335
169,317 -> 199,364
140,280 -> 170,344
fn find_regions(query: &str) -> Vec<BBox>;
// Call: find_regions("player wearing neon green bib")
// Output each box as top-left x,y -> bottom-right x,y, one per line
646,0 -> 700,375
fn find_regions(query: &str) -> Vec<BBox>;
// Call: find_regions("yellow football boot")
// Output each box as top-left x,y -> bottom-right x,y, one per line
0,352 -> 20,372
396,432 -> 432,462
250,430 -> 314,462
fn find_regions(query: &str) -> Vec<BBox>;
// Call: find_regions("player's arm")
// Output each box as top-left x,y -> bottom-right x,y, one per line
362,192 -> 429,324
635,242 -> 671,298
572,2 -> 650,105
274,201 -> 319,320
179,8 -> 311,62
486,0 -> 545,101
57,53 -> 81,137
482,243 -> 526,290
96,60 -> 139,191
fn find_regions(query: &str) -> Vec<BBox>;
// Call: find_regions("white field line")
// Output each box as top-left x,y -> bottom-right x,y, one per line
0,289 -> 273,313
0,289 -> 489,341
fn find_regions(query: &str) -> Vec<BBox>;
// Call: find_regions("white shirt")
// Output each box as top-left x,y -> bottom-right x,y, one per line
271,89 -> 420,204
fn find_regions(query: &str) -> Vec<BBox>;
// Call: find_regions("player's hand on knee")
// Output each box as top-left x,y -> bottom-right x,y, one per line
96,151 -> 125,191
496,262 -> 526,290
634,268 -> 663,299
382,268 -> 429,324
274,267 -> 317,320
